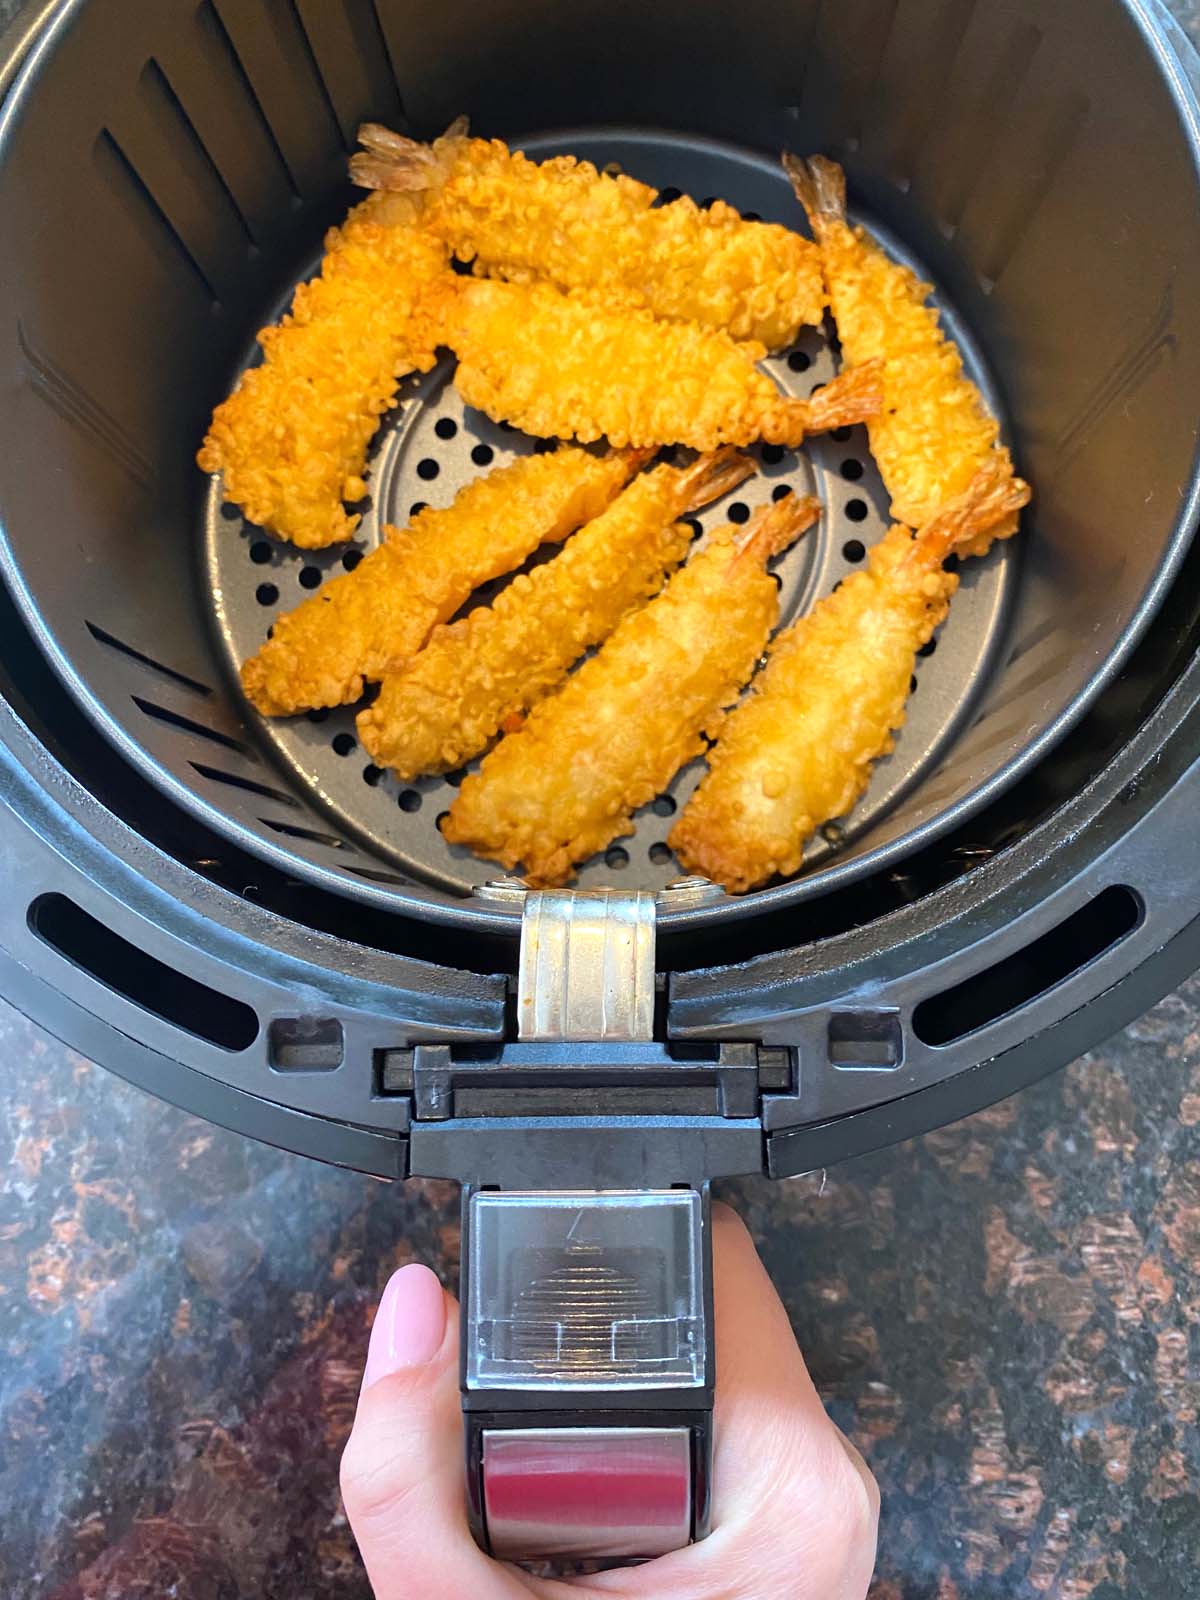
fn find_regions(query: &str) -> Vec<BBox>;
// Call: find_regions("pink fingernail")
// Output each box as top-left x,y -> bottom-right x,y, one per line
362,1263 -> 447,1388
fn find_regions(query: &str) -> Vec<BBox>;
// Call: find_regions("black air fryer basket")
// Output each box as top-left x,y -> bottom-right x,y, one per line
2,0 -> 1200,1564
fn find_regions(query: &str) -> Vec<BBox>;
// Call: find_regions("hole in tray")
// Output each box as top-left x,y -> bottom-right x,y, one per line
250,540 -> 272,564
299,566 -> 322,590
842,539 -> 866,563
845,499 -> 869,523
841,458 -> 864,481
435,417 -> 458,440
727,502 -> 750,525
648,842 -> 674,865
605,846 -> 630,869
652,794 -> 676,817
342,548 -> 363,572
398,789 -> 422,812
772,484 -> 793,502
416,458 -> 440,481
332,732 -> 356,756
256,582 -> 279,606
912,886 -> 1142,1047
471,443 -> 494,467
787,350 -> 811,373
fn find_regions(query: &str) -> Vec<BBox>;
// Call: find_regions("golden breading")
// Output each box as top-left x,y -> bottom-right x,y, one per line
432,276 -> 882,451
352,120 -> 824,349
240,449 -> 644,717
785,154 -> 1019,557
197,191 -> 449,549
443,493 -> 821,886
669,462 -> 1032,893
357,449 -> 756,778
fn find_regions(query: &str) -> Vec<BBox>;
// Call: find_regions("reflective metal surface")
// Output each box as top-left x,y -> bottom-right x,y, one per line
517,890 -> 656,1041
482,1427 -> 692,1561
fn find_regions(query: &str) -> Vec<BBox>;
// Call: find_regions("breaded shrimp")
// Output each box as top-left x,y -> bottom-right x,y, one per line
443,493 -> 821,886
197,191 -> 449,549
670,462 -> 1032,893
431,277 -> 882,452
240,448 -> 645,717
352,120 -> 824,349
784,154 -> 1019,557
357,449 -> 756,778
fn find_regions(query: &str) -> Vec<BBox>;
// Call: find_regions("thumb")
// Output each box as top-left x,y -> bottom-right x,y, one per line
340,1264 -> 515,1599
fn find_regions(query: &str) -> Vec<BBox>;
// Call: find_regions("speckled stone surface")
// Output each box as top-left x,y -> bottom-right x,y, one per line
2,2 -> 1200,1597
4,984 -> 1199,1600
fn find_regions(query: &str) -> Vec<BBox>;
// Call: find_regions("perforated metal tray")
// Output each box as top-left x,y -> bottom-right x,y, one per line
204,131 -> 1017,896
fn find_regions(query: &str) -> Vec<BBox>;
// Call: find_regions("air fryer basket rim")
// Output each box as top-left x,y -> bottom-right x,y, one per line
1,0 -> 1198,935
0,0 -> 1197,1167
1,628 -> 1198,1179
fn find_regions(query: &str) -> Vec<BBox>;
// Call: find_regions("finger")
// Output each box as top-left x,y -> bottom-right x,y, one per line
340,1264 -> 526,1600
563,1201 -> 879,1600
708,1201 -> 854,1518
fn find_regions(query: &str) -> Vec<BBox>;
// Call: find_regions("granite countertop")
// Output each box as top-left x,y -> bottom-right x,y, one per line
2,2 -> 1199,1597
3,984 -> 1199,1600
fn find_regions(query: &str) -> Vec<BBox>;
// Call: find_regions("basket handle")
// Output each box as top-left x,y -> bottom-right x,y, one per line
458,889 -> 713,1564
461,1185 -> 713,1563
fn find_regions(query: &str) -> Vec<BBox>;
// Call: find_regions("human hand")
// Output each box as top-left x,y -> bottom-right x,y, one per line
341,1202 -> 879,1599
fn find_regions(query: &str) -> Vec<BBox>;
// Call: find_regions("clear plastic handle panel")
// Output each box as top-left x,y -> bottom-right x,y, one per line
462,1188 -> 713,1562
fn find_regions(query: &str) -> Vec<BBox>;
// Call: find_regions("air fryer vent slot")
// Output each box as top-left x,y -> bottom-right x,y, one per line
912,884 -> 1142,1046
132,694 -> 250,755
190,760 -> 300,807
28,893 -> 258,1051
86,622 -> 212,695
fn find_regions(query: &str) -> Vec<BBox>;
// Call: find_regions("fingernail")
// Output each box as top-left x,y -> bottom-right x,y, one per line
362,1263 -> 447,1388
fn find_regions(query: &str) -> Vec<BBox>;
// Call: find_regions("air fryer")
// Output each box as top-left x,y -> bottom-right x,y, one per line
1,0 -> 1199,1564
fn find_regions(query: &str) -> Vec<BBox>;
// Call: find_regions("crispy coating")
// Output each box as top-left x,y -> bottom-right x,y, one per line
670,462 -> 1032,892
352,120 -> 824,349
357,449 -> 756,777
785,154 -> 1019,557
432,277 -> 882,451
443,493 -> 820,885
240,449 -> 643,716
197,191 -> 449,549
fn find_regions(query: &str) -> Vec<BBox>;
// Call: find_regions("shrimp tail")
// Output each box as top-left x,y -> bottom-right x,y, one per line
910,458 -> 1032,568
676,448 -> 757,514
735,493 -> 821,563
801,358 -> 884,433
782,152 -> 847,227
613,445 -> 658,475
350,116 -> 469,193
